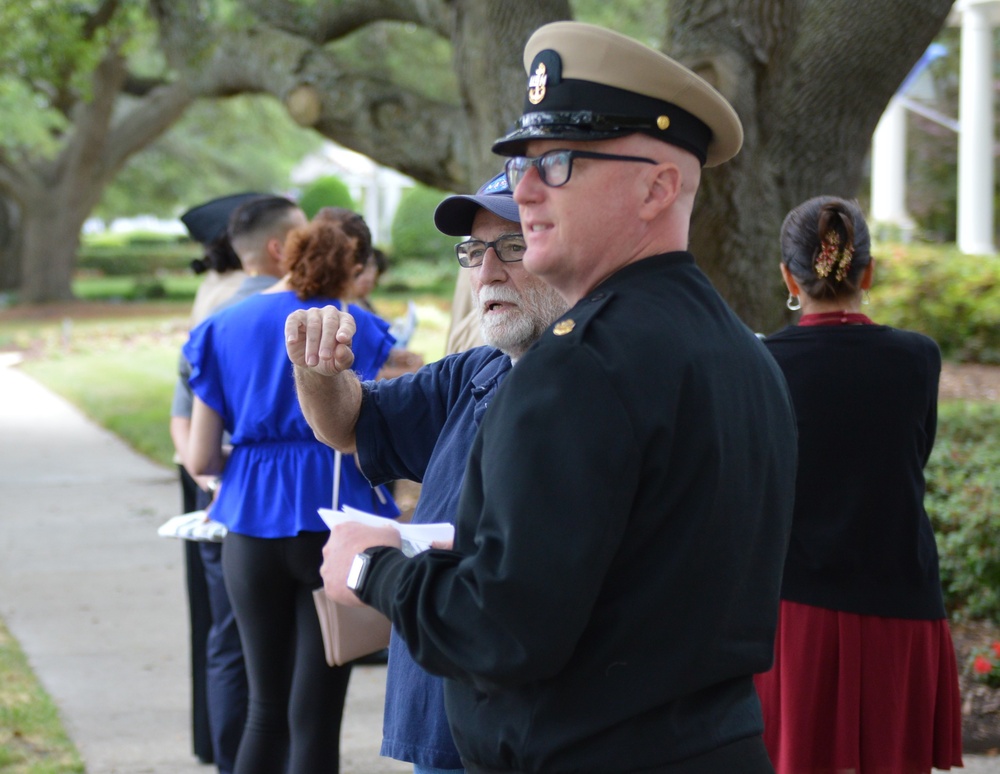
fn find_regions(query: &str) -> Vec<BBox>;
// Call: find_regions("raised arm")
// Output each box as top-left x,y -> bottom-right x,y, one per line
285,305 -> 364,453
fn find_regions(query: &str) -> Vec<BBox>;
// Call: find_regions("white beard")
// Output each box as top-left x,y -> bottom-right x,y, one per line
475,282 -> 567,360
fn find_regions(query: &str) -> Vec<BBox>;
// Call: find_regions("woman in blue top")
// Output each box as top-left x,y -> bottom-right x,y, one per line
186,212 -> 397,774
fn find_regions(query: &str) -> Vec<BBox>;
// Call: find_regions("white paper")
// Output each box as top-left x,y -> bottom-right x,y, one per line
157,511 -> 228,542
318,505 -> 454,557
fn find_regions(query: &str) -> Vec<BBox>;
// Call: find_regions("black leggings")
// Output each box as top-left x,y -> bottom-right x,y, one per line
223,531 -> 352,774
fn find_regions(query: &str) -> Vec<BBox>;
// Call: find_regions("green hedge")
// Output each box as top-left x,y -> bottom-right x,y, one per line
78,238 -> 200,276
928,401 -> 1000,621
390,185 -> 455,262
872,244 -> 1000,364
298,175 -> 355,219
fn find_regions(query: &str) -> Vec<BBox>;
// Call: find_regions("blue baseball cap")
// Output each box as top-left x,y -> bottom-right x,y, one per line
433,172 -> 521,236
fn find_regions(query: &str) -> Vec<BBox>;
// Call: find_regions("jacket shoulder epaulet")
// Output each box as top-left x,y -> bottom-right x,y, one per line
545,290 -> 615,344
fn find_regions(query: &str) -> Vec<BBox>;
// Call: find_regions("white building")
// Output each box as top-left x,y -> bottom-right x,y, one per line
291,142 -> 415,246
870,0 -> 999,254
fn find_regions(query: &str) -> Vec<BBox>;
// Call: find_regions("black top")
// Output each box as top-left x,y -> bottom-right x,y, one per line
764,323 -> 946,620
361,253 -> 797,772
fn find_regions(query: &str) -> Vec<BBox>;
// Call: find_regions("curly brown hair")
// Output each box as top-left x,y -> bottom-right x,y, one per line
314,207 -> 372,252
283,219 -> 366,300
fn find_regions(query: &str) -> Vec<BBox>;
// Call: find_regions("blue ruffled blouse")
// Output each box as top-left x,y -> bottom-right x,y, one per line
184,291 -> 398,537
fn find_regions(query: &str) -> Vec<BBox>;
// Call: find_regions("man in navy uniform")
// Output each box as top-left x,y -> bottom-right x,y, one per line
307,22 -> 797,773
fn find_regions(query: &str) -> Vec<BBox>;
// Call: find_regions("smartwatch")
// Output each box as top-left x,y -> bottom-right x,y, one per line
346,550 -> 375,595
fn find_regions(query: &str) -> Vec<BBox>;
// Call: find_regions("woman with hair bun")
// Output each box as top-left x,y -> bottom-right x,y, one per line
755,196 -> 963,773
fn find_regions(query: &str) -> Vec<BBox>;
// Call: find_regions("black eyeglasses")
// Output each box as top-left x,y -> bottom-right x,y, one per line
455,234 -> 527,268
505,149 -> 658,190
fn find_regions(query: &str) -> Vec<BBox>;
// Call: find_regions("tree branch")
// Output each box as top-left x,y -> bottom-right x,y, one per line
82,0 -> 122,40
101,81 -> 195,176
243,0 -> 451,43
122,72 -> 172,96
187,27 -> 466,188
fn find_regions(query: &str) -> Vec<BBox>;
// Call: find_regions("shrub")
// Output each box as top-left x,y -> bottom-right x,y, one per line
79,233 -> 200,276
928,402 -> 1000,621
969,641 -> 1000,688
872,244 -> 1000,364
390,185 -> 455,262
298,175 -> 355,219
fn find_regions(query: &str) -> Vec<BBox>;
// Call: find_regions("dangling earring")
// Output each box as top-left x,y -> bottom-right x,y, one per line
862,290 -> 870,306
786,293 -> 801,311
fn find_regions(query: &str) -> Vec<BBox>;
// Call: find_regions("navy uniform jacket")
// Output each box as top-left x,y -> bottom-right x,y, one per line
361,252 -> 797,772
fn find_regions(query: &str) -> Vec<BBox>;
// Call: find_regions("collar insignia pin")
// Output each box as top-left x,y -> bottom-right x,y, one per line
528,62 -> 548,105
553,319 -> 575,336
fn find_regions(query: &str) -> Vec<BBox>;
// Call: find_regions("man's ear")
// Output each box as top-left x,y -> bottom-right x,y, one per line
267,237 -> 284,265
638,163 -> 681,221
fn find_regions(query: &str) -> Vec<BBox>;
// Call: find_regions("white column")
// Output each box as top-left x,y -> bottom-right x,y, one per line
363,176 -> 381,245
871,97 -> 914,239
958,0 -> 996,254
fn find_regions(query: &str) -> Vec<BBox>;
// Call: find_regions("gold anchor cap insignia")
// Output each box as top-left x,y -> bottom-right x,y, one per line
528,62 -> 548,105
553,319 -> 575,336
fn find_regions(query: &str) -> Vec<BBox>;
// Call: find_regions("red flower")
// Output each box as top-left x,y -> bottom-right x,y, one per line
991,641 -> 1000,658
974,654 -> 994,674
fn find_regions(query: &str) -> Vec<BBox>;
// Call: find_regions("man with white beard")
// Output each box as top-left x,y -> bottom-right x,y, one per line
284,172 -> 567,774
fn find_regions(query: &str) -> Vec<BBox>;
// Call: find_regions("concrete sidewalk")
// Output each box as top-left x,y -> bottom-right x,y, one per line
0,362 -> 405,774
0,361 -> 996,773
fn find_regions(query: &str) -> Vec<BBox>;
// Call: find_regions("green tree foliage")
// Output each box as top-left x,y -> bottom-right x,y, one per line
297,175 -> 356,219
0,0 -> 195,301
569,0 -> 666,44
390,185 -> 454,261
0,0 -> 151,156
95,96 -> 322,219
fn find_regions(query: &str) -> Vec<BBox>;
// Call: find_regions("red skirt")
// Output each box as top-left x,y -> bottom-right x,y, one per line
754,600 -> 963,773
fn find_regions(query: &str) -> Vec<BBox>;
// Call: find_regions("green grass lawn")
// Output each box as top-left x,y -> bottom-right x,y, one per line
5,292 -> 451,468
0,619 -> 84,773
24,341 -> 183,465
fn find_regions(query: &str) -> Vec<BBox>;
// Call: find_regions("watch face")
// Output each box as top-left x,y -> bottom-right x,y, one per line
346,552 -> 370,590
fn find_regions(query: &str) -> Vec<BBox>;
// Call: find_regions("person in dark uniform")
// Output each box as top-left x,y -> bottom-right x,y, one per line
302,22 -> 797,773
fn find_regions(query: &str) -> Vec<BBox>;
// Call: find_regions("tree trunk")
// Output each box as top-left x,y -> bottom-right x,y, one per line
17,188 -> 94,303
668,0 -> 954,333
6,47 -> 193,303
0,196 -> 22,293
449,0 -> 572,185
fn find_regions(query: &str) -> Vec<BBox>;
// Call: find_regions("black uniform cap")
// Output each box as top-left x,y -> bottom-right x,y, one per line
492,22 -> 743,168
180,192 -> 266,245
